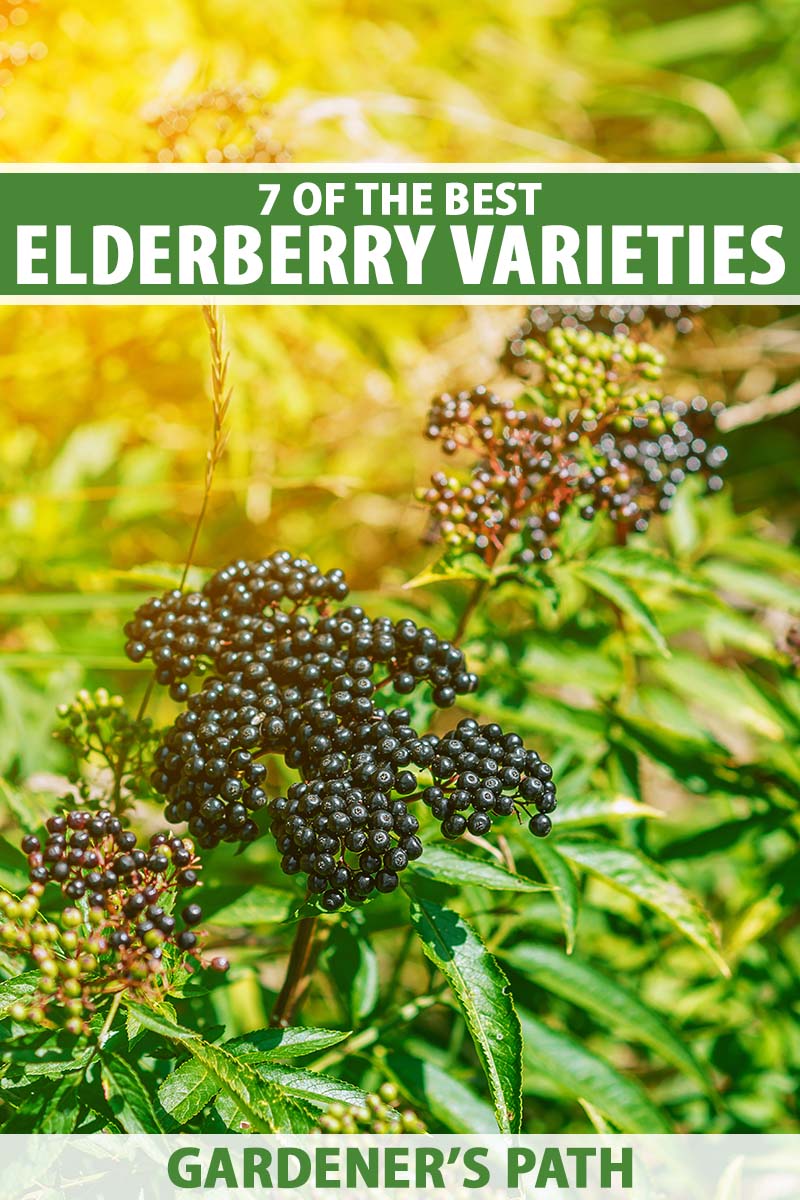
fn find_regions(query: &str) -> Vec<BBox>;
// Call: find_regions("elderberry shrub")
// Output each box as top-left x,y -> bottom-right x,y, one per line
419,326 -> 726,564
3,809 -> 213,1034
125,553 -> 556,899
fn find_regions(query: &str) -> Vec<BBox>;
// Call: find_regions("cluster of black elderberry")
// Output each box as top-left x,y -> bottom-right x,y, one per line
24,807 -> 200,924
125,551 -> 557,909
504,304 -> 708,375
419,326 -> 727,564
425,719 -> 556,840
124,552 -> 349,702
2,809 -> 223,1035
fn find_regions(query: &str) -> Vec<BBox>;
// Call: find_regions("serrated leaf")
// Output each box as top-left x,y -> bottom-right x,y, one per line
38,1078 -> 84,1134
385,1050 -> 497,1134
519,1011 -> 670,1133
553,838 -> 728,975
224,1027 -> 351,1061
125,1001 -> 278,1133
253,1064 -> 375,1110
555,793 -> 663,828
577,565 -> 669,656
123,1002 -> 198,1043
410,845 -> 548,892
407,892 -> 522,1133
528,838 -> 579,954
182,1040 -> 280,1134
215,1089 -> 319,1133
503,943 -> 708,1089
101,1054 -> 164,1132
158,1059 -> 218,1124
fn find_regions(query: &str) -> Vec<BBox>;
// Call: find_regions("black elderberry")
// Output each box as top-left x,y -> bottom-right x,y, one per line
529,814 -> 552,838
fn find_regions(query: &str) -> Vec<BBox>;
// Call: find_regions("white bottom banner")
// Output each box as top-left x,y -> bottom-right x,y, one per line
0,1135 -> 798,1200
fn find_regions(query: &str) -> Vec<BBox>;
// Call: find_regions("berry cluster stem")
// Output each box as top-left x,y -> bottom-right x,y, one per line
270,915 -> 322,1027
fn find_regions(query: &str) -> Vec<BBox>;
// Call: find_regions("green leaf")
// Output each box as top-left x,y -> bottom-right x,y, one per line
503,944 -> 708,1089
519,1011 -> 671,1133
204,885 -> 294,927
184,1041 -> 281,1134
528,838 -> 579,954
326,925 -> 379,1025
659,812 -> 785,861
588,547 -> 710,594
555,793 -> 663,828
701,560 -> 800,613
665,481 -> 701,558
158,1041 -> 367,1130
652,654 -> 788,741
576,565 -> 669,656
158,1060 -> 218,1125
0,972 -> 39,1018
385,1051 -> 498,1134
611,709 -> 740,797
410,845 -> 548,892
224,1027 -> 351,1061
123,1002 -> 198,1043
0,591 -> 150,615
252,1064 -> 375,1111
38,1078 -> 84,1134
553,838 -> 728,975
125,1001 -> 278,1133
214,1089 -> 319,1134
101,1054 -> 164,1132
404,553 -> 493,590
459,689 -> 608,747
407,892 -> 522,1133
